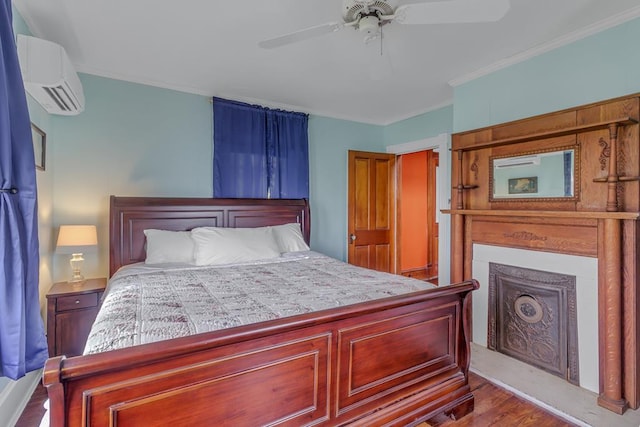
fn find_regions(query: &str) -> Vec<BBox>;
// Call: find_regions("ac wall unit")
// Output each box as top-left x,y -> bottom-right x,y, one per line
16,35 -> 84,115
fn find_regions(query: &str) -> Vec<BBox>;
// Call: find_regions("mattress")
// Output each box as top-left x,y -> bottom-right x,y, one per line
84,251 -> 434,354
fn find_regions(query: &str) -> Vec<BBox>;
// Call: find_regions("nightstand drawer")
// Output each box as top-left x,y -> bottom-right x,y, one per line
57,293 -> 98,311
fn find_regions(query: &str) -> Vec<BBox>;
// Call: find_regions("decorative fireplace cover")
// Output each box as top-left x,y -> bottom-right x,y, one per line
488,262 -> 579,385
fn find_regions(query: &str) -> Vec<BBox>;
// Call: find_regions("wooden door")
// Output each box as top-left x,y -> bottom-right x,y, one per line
426,151 -> 439,281
347,150 -> 396,273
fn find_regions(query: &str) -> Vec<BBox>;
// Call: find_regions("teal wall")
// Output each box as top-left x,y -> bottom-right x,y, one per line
11,4 -> 29,35
308,116 -> 384,260
453,17 -> 640,132
384,105 -> 453,144
50,75 -> 385,278
51,75 -> 213,279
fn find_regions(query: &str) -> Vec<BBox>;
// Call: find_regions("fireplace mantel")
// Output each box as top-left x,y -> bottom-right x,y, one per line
445,209 -> 640,220
449,94 -> 640,414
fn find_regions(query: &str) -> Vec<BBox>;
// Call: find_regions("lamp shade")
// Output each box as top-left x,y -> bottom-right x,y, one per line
56,225 -> 98,254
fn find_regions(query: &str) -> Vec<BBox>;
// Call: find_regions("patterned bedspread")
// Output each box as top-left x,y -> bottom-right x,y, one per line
84,252 -> 434,354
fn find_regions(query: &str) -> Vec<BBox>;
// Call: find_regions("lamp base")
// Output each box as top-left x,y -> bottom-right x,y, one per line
69,253 -> 85,283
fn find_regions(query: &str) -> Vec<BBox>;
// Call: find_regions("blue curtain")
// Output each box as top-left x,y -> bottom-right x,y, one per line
213,99 -> 268,198
266,110 -> 309,199
0,1 -> 49,379
213,98 -> 309,199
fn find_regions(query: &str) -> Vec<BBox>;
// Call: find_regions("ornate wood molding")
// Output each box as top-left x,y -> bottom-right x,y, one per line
599,137 -> 610,171
470,154 -> 479,182
502,231 -> 548,241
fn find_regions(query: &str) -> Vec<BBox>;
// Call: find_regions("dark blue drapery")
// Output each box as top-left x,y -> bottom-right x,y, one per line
213,98 -> 309,199
0,1 -> 49,379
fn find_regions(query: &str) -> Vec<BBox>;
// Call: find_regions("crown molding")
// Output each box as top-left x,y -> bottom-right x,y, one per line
74,65 -> 448,126
378,99 -> 454,126
449,5 -> 640,87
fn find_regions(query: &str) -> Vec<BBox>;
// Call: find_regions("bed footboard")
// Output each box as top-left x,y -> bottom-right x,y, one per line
44,280 -> 478,426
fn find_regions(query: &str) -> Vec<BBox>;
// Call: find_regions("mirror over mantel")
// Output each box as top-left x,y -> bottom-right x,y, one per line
490,146 -> 579,201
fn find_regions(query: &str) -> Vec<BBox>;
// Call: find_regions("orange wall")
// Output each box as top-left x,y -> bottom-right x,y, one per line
400,151 -> 428,271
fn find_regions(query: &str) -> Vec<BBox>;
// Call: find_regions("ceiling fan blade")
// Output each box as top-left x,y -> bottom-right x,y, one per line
259,22 -> 343,49
396,0 -> 510,25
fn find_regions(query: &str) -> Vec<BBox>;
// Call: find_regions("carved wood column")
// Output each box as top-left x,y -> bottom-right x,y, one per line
451,150 -> 465,282
598,218 -> 628,413
606,124 -> 619,212
452,214 -> 464,283
456,150 -> 464,210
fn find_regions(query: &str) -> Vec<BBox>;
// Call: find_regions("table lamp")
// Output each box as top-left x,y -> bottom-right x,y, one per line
56,225 -> 98,282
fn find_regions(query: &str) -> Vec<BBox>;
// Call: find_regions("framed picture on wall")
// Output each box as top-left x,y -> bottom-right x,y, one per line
31,123 -> 46,171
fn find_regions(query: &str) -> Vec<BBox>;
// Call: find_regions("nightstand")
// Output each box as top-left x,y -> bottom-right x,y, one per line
46,278 -> 107,357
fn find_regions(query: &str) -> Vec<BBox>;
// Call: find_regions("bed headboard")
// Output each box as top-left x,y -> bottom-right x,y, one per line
109,196 -> 310,277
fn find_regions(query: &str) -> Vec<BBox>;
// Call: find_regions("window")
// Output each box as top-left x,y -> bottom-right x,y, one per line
213,98 -> 309,199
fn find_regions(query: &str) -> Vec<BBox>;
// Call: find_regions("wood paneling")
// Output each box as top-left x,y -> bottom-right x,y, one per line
375,159 -> 391,229
88,335 -> 331,426
471,217 -> 597,257
355,158 -> 370,229
337,305 -> 456,414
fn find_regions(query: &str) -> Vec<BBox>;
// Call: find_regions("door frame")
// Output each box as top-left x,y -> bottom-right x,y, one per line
386,133 -> 451,285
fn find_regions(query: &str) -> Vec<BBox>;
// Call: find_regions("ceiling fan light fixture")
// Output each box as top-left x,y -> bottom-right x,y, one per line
358,15 -> 380,34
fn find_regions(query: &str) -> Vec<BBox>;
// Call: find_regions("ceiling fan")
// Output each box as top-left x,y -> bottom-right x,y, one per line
259,0 -> 511,49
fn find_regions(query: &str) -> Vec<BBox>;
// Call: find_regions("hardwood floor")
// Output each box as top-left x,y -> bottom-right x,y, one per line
16,373 -> 575,426
15,380 -> 48,427
421,373 -> 577,427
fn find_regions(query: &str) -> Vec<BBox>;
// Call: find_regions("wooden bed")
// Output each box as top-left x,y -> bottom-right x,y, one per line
44,196 -> 479,426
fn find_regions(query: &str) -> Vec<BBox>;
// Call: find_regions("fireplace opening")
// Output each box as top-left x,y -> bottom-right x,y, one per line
488,262 -> 579,385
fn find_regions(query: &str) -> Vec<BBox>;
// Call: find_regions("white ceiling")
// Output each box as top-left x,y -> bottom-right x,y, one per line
12,0 -> 640,125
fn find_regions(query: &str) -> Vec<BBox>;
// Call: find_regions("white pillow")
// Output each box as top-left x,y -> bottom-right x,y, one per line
191,227 -> 281,266
271,223 -> 310,253
144,229 -> 195,264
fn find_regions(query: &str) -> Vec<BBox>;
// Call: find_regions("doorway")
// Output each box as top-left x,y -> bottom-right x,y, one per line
398,150 -> 439,284
347,134 -> 450,284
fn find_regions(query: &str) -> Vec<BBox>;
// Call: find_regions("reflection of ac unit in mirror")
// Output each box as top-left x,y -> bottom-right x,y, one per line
17,35 -> 84,115
494,155 -> 541,168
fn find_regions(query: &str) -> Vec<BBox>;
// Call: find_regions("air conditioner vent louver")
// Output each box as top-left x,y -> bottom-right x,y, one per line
17,35 -> 84,116
43,85 -> 79,112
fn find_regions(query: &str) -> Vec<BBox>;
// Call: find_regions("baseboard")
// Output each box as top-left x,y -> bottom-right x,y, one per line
0,369 -> 42,426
